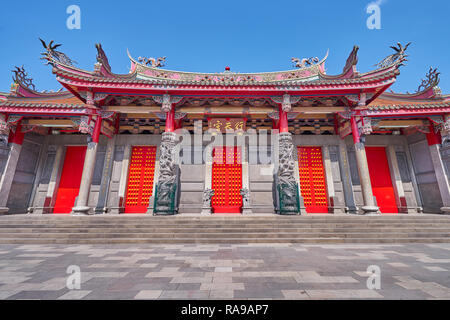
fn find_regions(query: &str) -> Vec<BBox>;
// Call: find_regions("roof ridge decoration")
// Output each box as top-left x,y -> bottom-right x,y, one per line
11,66 -> 36,92
138,56 -> 166,68
417,67 -> 440,92
40,38 -> 77,67
343,45 -> 359,74
375,42 -> 411,69
291,57 -> 319,69
95,43 -> 111,73
129,50 -> 328,84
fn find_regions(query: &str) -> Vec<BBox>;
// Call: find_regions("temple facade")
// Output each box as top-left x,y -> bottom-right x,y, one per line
0,41 -> 449,216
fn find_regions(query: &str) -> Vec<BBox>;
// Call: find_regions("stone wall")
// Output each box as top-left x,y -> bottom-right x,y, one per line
407,132 -> 442,213
7,134 -> 44,214
22,133 -> 429,215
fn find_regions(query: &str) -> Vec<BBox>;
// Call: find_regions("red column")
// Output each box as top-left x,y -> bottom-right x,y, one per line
92,116 -> 102,143
350,116 -> 360,143
279,106 -> 288,133
8,120 -> 25,145
426,124 -> 442,146
165,106 -> 175,132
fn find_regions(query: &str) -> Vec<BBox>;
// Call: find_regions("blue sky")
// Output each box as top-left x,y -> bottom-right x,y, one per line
0,0 -> 449,94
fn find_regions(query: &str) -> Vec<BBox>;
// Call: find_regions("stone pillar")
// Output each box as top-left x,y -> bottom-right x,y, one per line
273,95 -> 302,215
426,125 -> 450,213
0,121 -> 24,213
240,145 -> 252,215
323,145 -> 337,214
202,145 -> 213,215
386,145 -> 408,213
338,139 -> 357,213
72,116 -> 102,215
350,115 -> 379,214
115,144 -> 132,214
43,145 -> 65,214
154,131 -> 179,215
95,135 -> 116,214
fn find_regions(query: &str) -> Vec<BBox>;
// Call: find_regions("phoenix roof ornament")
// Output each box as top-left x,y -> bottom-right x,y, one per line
291,57 -> 319,69
39,38 -> 77,66
417,67 -> 440,92
12,66 -> 36,91
138,56 -> 166,68
376,42 -> 411,68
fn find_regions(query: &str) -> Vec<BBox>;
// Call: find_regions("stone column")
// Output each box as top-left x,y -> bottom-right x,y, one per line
386,145 -> 407,213
72,116 -> 102,215
115,144 -> 132,214
323,145 -> 337,214
95,135 -> 116,214
338,139 -> 357,213
273,95 -> 302,215
350,115 -> 379,214
240,145 -> 252,215
0,121 -> 24,213
426,124 -> 450,213
154,131 -> 178,215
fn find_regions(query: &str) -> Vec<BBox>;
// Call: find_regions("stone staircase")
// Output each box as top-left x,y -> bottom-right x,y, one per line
0,214 -> 449,244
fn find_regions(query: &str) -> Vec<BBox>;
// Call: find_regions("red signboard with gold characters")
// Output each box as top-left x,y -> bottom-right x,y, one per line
208,118 -> 246,133
211,147 -> 243,213
125,146 -> 157,213
297,146 -> 329,213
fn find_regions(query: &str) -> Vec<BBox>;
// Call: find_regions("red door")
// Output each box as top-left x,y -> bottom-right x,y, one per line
211,147 -> 243,213
124,146 -> 157,213
298,147 -> 329,213
366,147 -> 398,214
53,146 -> 87,214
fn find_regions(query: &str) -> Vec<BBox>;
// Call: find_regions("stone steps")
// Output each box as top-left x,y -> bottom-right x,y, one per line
0,214 -> 449,244
0,227 -> 449,233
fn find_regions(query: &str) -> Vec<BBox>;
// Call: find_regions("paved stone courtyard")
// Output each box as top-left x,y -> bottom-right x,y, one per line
0,243 -> 449,300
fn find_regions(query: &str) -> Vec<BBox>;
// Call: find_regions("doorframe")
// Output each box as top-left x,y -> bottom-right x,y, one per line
52,144 -> 87,214
205,141 -> 248,214
365,145 -> 400,214
295,145 -> 331,214
122,145 -> 159,214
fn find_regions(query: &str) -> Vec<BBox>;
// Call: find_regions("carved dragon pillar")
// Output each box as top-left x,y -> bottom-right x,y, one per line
271,94 -> 302,215
153,94 -> 182,215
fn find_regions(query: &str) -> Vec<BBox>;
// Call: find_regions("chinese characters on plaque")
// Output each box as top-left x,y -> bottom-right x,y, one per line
208,118 -> 246,133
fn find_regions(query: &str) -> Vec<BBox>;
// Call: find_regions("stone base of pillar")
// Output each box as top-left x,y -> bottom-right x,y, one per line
361,206 -> 380,215
71,206 -> 91,215
441,207 -> 450,214
0,207 -> 9,214
201,207 -> 212,215
242,207 -> 253,215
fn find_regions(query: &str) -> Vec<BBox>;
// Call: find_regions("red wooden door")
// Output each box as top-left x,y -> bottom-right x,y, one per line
124,146 -> 157,213
53,146 -> 87,214
366,147 -> 398,214
297,147 -> 329,213
211,147 -> 243,213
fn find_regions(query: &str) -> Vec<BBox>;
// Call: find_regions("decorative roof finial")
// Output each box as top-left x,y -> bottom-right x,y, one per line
12,65 -> 36,91
343,45 -> 359,73
417,67 -> 440,92
95,43 -> 111,72
138,56 -> 166,68
291,57 -> 319,69
376,42 -> 412,68
39,38 -> 77,66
